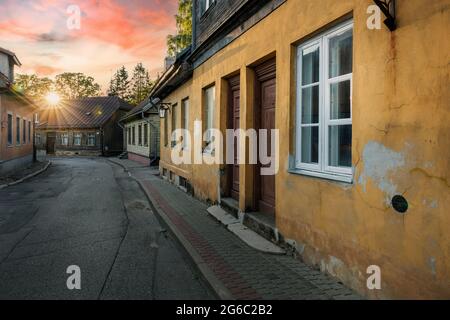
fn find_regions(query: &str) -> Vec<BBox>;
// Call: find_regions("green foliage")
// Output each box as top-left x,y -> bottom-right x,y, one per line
129,63 -> 153,106
55,73 -> 101,99
14,74 -> 53,98
107,63 -> 154,106
14,73 -> 101,100
167,0 -> 192,57
107,66 -> 131,101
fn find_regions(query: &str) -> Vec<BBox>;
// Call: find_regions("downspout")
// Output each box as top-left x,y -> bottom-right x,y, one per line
117,120 -> 126,154
141,110 -> 153,166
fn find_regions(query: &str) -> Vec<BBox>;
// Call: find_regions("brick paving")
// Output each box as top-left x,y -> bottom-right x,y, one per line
109,158 -> 362,300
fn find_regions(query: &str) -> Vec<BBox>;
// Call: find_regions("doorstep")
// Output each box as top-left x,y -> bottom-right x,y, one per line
220,197 -> 286,250
207,205 -> 285,255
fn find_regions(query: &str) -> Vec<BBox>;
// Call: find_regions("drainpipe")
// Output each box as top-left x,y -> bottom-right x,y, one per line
141,110 -> 154,166
117,120 -> 126,154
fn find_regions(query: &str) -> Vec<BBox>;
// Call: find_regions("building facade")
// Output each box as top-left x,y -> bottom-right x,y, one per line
0,48 -> 38,176
120,100 -> 160,166
152,0 -> 450,299
36,96 -> 132,157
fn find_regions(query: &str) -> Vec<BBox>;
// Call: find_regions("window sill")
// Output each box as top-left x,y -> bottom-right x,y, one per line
288,168 -> 353,184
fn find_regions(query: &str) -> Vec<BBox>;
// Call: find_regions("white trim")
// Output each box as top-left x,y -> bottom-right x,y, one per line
294,20 -> 353,183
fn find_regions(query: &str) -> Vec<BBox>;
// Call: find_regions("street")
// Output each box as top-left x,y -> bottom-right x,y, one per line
0,158 -> 214,300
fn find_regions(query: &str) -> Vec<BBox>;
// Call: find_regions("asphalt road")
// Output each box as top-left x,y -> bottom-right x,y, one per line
0,157 -> 214,300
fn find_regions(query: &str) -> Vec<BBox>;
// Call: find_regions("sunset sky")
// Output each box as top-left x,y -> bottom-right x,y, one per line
0,0 -> 178,92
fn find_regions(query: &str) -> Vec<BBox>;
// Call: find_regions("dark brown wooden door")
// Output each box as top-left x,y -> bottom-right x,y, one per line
46,133 -> 56,154
259,78 -> 276,214
229,76 -> 240,201
255,59 -> 276,215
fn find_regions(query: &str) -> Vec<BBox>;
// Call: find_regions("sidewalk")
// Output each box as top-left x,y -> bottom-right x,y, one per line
109,158 -> 362,300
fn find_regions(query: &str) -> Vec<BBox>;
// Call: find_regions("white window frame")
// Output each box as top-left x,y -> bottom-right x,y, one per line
87,133 -> 96,147
74,133 -> 82,146
182,98 -> 190,149
16,116 -> 21,146
202,0 -> 216,15
61,133 -> 69,146
203,86 -> 215,153
7,112 -> 13,146
294,20 -> 353,183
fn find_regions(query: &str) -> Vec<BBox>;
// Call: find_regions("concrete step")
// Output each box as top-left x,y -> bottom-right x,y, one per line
207,206 -> 286,255
219,197 -> 240,218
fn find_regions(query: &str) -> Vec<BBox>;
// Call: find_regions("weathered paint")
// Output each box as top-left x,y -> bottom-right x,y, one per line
160,0 -> 450,299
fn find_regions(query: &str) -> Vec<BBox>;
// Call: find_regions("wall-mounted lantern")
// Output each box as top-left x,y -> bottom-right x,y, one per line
374,0 -> 396,31
152,97 -> 171,118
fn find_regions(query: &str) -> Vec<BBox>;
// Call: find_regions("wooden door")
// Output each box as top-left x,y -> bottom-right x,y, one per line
46,133 -> 56,154
255,60 -> 276,215
228,76 -> 240,201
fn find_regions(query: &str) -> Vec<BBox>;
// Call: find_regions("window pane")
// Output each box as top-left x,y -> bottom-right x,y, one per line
330,80 -> 351,119
301,85 -> 319,124
329,29 -> 353,78
302,44 -> 320,85
328,125 -> 352,168
301,126 -> 319,164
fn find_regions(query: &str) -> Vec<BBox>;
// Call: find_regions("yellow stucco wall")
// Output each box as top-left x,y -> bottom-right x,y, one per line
160,0 -> 450,299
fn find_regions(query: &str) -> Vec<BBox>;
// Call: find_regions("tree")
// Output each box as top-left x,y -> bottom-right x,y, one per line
14,74 -> 53,99
129,63 -> 153,106
167,0 -> 192,57
55,73 -> 101,99
107,66 -> 131,101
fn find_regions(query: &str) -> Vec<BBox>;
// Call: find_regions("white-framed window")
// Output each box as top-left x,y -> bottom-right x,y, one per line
74,133 -> 82,146
23,119 -> 26,144
294,20 -> 353,183
182,98 -> 190,148
138,124 -> 143,146
36,133 -> 41,145
203,86 -> 215,152
7,113 -> 13,145
200,0 -> 216,15
88,133 -> 96,146
28,120 -> 31,143
16,116 -> 21,145
143,123 -> 149,147
61,133 -> 69,146
132,126 -> 136,145
171,104 -> 177,148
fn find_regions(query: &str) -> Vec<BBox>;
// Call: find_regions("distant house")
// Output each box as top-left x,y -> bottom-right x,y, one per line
0,47 -> 39,176
119,99 -> 160,166
36,96 -> 132,157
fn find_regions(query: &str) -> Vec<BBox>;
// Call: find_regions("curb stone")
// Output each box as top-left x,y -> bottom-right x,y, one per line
0,161 -> 52,190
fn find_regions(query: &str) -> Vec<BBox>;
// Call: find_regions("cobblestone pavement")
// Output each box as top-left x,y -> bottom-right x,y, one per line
110,158 -> 362,300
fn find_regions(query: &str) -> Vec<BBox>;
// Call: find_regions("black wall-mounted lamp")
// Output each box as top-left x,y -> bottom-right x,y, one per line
374,0 -> 397,31
151,97 -> 171,118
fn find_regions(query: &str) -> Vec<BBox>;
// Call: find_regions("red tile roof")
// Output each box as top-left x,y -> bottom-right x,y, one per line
37,96 -> 132,129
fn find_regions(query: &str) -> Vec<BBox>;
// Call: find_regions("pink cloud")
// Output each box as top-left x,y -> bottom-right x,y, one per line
0,0 -> 179,90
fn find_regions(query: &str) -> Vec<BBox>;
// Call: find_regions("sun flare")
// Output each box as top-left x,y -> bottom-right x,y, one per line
45,92 -> 61,106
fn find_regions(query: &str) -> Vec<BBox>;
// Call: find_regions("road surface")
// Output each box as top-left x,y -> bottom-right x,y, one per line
0,157 -> 214,300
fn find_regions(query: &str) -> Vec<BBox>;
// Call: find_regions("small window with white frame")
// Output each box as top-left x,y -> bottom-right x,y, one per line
74,133 -> 82,146
61,133 -> 69,146
88,133 -> 96,146
294,20 -> 353,183
200,0 -> 216,15
16,116 -> 21,145
203,86 -> 215,153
